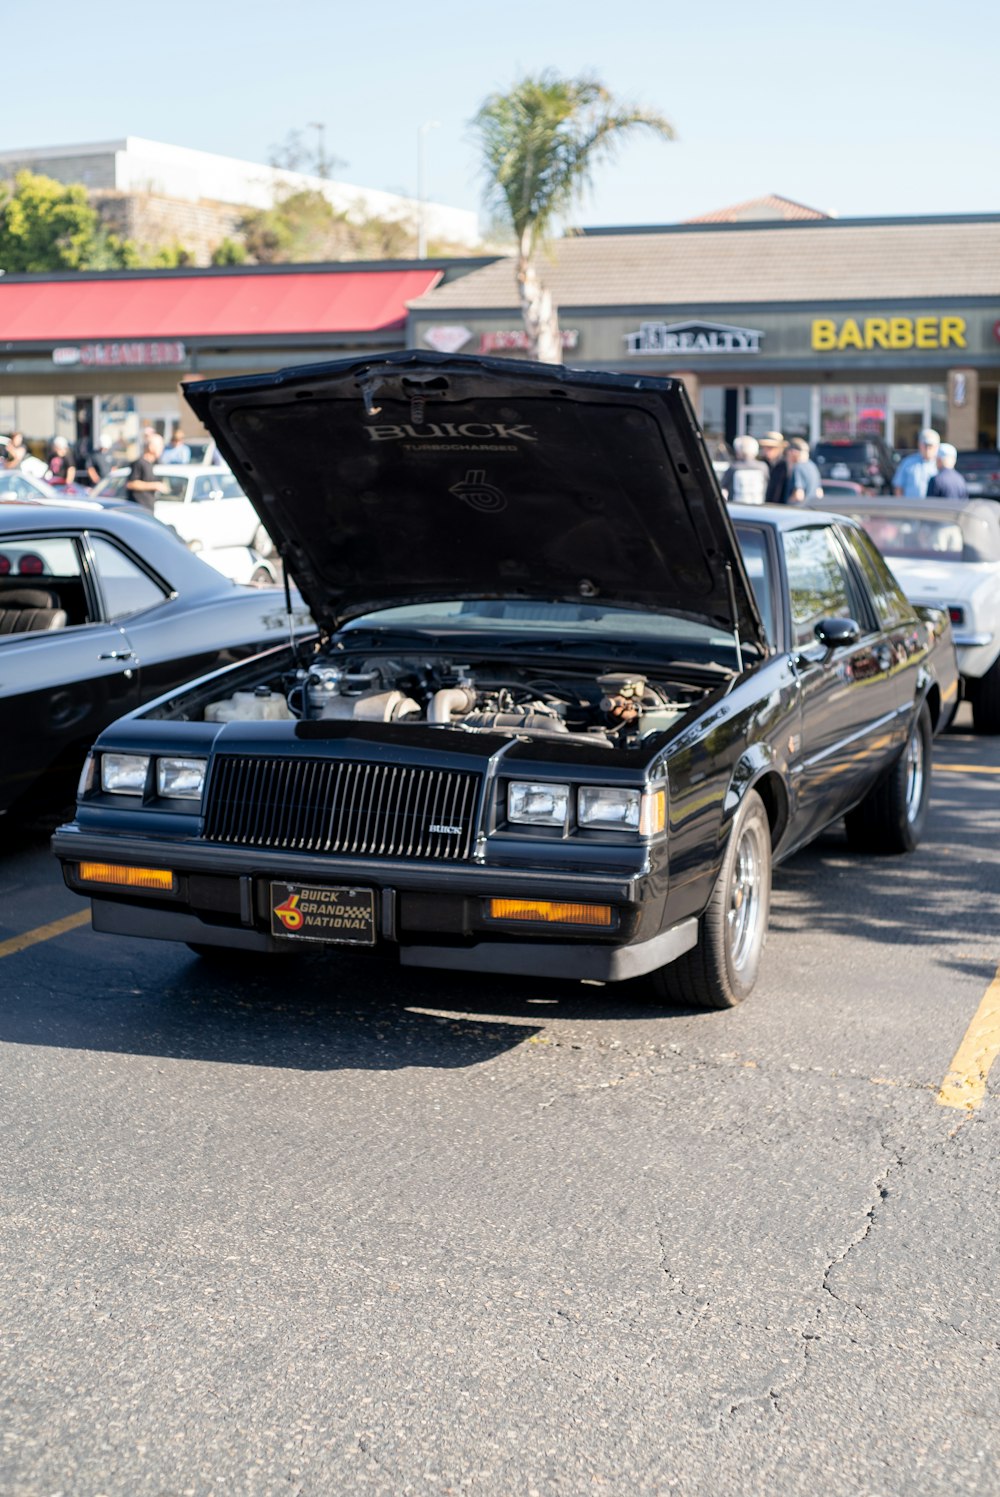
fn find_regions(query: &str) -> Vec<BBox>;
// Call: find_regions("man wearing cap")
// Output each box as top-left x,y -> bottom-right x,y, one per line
926,443 -> 969,499
758,432 -> 789,505
892,429 -> 941,497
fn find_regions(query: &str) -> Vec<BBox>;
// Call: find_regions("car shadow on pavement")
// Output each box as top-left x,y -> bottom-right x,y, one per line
2,919 -> 700,1072
769,774 -> 1000,982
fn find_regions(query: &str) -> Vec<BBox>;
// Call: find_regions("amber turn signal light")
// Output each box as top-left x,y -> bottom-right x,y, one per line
486,898 -> 613,927
78,862 -> 175,891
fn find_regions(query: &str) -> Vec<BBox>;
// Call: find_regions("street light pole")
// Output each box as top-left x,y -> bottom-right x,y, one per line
417,120 -> 440,260
308,121 -> 327,179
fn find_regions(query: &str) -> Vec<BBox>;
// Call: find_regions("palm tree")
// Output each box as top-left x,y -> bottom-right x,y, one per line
472,73 -> 675,363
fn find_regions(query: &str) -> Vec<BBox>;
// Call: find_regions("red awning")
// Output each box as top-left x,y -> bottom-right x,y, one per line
0,268 -> 442,342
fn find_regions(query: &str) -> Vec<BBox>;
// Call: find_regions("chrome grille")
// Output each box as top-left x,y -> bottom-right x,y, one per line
203,756 -> 480,860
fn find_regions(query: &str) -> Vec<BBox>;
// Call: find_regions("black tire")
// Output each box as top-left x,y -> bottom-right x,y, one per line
650,789 -> 772,1010
844,702 -> 931,854
251,524 -> 275,559
972,658 -> 1000,735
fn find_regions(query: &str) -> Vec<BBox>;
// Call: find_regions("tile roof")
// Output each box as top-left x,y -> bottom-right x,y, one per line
410,220 -> 1000,311
684,194 -> 831,222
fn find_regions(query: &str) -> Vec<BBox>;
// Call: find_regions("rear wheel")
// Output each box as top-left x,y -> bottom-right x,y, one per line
650,789 -> 772,1010
844,703 -> 931,853
972,658 -> 1000,734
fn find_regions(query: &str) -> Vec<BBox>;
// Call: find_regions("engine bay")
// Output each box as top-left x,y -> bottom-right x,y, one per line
172,649 -> 710,747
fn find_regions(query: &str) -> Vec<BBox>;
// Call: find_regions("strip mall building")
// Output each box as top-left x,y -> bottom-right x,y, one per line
408,212 -> 1000,454
0,259 -> 488,458
2,211 -> 999,459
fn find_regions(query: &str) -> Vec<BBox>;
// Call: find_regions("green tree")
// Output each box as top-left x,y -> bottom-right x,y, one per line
211,236 -> 248,266
0,170 -> 137,271
472,73 -> 675,362
237,186 -> 416,264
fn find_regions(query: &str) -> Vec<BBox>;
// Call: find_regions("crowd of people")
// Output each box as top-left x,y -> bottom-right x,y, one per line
2,424 -> 195,510
718,431 -> 823,506
718,426 -> 968,504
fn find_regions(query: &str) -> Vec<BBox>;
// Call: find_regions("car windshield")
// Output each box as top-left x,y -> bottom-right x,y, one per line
815,444 -> 869,463
855,514 -> 964,559
156,474 -> 189,500
957,452 -> 1000,471
343,599 -> 742,664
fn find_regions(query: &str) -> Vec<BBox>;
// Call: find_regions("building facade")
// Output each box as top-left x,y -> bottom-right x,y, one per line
408,214 -> 1000,455
0,258 -> 494,459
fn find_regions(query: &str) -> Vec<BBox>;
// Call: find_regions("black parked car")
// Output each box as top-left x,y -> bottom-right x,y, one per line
814,437 -> 897,493
53,354 -> 956,1009
955,450 -> 1000,499
0,503 -> 311,821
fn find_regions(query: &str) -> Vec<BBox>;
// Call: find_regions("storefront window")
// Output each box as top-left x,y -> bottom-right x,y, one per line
699,387 -> 728,457
820,386 -> 856,438
779,386 -> 812,440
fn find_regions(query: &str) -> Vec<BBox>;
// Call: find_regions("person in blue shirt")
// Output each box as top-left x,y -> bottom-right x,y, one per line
926,443 -> 969,500
784,438 -> 823,503
893,428 -> 940,496
161,426 -> 192,464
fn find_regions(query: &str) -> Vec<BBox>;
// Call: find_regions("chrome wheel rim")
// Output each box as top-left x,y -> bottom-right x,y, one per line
727,820 -> 767,973
904,721 -> 925,824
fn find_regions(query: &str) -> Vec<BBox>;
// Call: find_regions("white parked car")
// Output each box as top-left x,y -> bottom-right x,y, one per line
808,494 -> 1000,733
94,464 -> 274,556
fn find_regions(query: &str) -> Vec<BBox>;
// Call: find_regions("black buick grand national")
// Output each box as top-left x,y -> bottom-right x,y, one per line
53,353 -> 957,1008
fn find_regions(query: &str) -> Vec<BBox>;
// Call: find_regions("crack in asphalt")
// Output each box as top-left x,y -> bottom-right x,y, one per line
661,1137 -> 915,1433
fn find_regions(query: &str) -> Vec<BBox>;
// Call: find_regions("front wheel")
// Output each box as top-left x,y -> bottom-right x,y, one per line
650,789 -> 772,1010
844,702 -> 931,854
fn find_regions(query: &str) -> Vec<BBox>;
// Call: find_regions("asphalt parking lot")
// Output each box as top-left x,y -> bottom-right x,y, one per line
1,707 -> 998,1496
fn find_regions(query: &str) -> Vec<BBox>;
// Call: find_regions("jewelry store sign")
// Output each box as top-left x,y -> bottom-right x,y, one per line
52,340 -> 188,368
625,320 -> 764,356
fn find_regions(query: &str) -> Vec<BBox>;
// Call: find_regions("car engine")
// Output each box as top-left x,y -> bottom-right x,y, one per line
198,653 -> 700,746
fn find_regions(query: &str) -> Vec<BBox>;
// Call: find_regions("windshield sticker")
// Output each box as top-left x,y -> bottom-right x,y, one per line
449,470 -> 507,513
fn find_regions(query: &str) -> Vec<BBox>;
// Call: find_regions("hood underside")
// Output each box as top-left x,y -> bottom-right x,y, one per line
183,351 -> 767,652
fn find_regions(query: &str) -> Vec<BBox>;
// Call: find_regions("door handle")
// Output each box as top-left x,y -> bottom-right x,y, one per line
99,649 -> 134,661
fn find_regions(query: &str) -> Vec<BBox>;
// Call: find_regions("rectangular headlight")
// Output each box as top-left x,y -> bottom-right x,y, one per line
508,781 -> 570,827
157,757 -> 207,800
578,786 -> 641,831
101,753 -> 150,795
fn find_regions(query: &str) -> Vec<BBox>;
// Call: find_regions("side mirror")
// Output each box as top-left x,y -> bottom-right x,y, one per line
815,616 -> 860,651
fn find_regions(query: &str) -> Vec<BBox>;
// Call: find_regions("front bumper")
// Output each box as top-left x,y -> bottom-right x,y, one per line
53,824 -> 689,984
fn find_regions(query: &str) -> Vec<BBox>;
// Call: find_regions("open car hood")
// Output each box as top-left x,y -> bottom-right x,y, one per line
183,351 -> 767,653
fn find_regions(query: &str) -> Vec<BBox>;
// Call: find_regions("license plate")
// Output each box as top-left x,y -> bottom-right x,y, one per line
269,882 -> 376,945
830,463 -> 851,478
966,482 -> 983,495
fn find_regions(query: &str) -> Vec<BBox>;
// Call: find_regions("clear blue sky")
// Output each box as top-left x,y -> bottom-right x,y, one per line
7,0 -> 997,230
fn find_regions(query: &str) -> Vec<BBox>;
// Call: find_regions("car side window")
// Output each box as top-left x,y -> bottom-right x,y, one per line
218,473 -> 246,499
840,526 -> 915,629
0,533 -> 90,630
192,476 -> 218,502
782,526 -> 860,649
734,523 -> 776,646
89,536 -> 170,620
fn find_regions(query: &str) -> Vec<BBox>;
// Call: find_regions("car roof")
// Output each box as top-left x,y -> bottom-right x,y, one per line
0,498 -> 239,588
728,501 -> 860,531
108,464 -> 229,476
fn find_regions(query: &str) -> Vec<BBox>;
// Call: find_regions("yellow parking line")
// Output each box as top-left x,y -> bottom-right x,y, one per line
937,965 -> 1000,1111
0,909 -> 90,960
935,763 -> 1000,775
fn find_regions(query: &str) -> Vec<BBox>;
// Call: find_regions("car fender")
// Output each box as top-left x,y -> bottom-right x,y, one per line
722,742 -> 790,846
